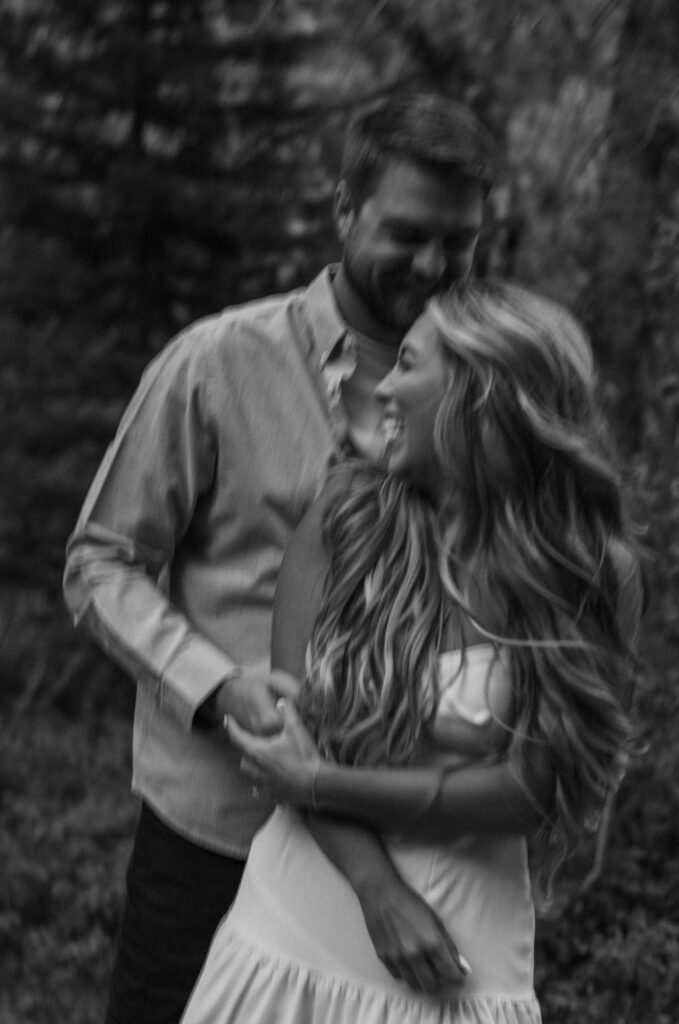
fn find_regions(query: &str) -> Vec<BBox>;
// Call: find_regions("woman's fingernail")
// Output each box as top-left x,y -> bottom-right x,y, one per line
223,714 -> 230,734
458,955 -> 472,976
276,698 -> 286,710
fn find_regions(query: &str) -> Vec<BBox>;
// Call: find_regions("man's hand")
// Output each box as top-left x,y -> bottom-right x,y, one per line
199,668 -> 299,736
356,869 -> 471,994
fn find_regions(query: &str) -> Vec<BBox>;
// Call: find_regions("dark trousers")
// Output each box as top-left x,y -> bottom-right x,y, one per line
105,802 -> 245,1024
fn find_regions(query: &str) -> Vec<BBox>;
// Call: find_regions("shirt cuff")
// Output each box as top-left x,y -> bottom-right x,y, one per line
158,639 -> 241,732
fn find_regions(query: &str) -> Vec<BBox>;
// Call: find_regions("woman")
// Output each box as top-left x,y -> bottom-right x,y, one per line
181,283 -> 642,1024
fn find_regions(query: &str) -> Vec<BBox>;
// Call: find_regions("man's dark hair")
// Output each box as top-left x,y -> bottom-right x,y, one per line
341,91 -> 497,208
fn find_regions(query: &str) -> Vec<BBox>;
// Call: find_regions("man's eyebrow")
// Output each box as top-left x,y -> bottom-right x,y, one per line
383,218 -> 479,241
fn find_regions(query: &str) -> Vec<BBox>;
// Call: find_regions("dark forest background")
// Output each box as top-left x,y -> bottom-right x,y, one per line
1,1 -> 677,1021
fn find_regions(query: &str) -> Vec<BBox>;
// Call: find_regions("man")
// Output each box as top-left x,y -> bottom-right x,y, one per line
64,91 -> 496,1023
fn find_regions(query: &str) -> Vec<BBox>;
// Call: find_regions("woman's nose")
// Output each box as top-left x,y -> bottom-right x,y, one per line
374,371 -> 393,402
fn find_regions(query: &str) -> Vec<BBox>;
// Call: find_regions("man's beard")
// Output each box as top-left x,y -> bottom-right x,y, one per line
344,252 -> 451,333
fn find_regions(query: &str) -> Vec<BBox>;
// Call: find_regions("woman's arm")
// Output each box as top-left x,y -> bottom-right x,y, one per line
257,468 -> 553,842
302,812 -> 470,989
269,475 -> 469,991
312,751 -> 551,840
231,700 -> 552,841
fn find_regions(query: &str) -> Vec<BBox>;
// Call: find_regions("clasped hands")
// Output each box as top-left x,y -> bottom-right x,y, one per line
223,681 -> 321,807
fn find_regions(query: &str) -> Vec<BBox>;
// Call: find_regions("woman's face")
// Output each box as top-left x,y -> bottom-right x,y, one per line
375,312 -> 450,500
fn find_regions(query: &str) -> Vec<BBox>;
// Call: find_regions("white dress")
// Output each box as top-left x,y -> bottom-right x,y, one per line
181,646 -> 542,1024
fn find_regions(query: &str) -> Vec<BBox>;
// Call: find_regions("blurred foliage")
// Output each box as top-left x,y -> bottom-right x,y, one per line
1,0 -> 677,1021
0,712 -> 134,1023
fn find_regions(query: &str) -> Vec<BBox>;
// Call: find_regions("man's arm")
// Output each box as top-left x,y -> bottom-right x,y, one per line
64,329 -> 293,734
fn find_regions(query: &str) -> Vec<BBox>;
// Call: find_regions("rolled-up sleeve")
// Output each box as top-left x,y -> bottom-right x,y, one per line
63,332 -> 238,731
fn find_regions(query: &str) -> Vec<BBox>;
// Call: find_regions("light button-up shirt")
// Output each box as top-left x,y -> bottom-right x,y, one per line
64,268 -> 354,856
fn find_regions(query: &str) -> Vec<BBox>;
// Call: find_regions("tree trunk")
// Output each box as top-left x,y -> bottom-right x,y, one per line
582,0 -> 679,454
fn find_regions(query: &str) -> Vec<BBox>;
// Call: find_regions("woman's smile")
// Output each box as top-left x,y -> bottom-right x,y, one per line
379,411 -> 405,447
375,312 -> 450,497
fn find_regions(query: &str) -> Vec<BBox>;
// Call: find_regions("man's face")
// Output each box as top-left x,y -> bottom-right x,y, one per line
337,158 -> 484,335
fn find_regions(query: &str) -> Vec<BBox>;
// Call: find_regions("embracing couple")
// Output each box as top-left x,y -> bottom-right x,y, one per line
64,91 -> 642,1024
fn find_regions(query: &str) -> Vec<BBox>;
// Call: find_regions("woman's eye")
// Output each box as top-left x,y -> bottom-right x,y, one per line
445,235 -> 477,258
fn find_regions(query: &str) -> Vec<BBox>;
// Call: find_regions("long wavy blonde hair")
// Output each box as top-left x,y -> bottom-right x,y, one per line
298,462 -> 446,766
299,282 -> 639,896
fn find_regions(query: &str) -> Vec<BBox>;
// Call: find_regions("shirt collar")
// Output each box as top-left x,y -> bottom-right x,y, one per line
303,264 -> 349,367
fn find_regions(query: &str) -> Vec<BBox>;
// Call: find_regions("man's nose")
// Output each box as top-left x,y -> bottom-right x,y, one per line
412,240 -> 447,280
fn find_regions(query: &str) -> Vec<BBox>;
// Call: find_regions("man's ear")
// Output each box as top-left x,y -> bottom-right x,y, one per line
333,180 -> 356,242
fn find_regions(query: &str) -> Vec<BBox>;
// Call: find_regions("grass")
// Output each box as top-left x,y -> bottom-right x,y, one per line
0,709 -> 136,1024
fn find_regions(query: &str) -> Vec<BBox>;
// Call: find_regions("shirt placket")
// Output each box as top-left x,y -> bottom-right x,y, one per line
319,334 -> 358,458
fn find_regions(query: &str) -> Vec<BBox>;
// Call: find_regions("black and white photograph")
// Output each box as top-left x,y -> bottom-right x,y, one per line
1,2 -> 677,1022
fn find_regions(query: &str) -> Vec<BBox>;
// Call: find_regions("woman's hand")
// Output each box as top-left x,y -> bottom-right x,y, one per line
225,699 -> 322,806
